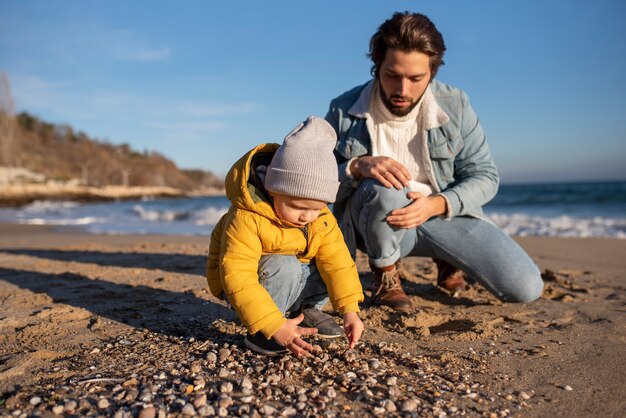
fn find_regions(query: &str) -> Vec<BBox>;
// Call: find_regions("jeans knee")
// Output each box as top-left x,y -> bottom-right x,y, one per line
507,270 -> 544,303
258,255 -> 301,285
360,179 -> 410,211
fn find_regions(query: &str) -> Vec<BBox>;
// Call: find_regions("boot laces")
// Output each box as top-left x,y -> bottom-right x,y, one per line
375,270 -> 401,295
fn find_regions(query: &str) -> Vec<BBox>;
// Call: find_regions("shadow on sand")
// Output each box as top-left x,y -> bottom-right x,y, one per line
3,248 -> 207,276
0,264 -> 238,342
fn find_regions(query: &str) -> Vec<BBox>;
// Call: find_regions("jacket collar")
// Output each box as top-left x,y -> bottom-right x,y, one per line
348,79 -> 449,130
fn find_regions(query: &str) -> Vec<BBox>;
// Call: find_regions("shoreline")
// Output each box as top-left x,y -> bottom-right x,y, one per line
1,224 -> 625,416
0,184 -> 226,208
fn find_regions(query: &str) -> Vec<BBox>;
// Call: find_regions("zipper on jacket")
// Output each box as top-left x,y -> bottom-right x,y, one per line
300,226 -> 309,254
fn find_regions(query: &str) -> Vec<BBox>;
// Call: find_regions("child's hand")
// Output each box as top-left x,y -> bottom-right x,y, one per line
343,312 -> 363,349
272,314 -> 318,356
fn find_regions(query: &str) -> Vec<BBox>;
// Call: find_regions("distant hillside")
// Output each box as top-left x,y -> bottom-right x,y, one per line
4,112 -> 224,191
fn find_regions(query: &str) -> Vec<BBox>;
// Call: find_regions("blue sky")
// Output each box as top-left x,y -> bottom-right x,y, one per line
1,0 -> 625,183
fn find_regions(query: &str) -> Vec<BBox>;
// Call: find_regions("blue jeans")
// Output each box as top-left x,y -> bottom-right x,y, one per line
348,179 -> 543,303
257,255 -> 329,314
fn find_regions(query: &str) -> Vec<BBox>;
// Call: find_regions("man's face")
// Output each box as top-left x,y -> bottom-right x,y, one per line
378,48 -> 432,117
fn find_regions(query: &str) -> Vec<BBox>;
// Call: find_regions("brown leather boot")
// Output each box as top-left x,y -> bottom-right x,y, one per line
434,259 -> 469,292
370,264 -> 411,312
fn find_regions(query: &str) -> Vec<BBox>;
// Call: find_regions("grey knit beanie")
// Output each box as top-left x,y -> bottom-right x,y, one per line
265,116 -> 339,203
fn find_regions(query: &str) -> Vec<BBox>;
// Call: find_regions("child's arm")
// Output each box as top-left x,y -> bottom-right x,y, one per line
272,314 -> 318,356
342,311 -> 364,349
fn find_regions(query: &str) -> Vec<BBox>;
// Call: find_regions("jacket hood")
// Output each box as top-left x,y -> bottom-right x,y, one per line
225,143 -> 281,221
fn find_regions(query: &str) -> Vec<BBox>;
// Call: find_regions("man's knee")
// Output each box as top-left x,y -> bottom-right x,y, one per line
358,179 -> 409,210
503,269 -> 544,303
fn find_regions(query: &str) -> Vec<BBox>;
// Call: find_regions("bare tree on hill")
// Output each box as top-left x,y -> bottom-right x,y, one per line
0,72 -> 16,183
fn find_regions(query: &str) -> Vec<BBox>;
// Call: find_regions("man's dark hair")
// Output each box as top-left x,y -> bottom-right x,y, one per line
368,12 -> 446,78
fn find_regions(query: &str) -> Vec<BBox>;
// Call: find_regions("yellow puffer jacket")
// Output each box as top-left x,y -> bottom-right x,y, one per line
206,143 -> 363,339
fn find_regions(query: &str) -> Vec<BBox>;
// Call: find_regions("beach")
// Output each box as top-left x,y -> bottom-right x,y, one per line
0,223 -> 624,417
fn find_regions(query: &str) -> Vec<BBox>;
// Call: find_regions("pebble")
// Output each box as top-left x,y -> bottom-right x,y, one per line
197,405 -> 215,416
401,399 -> 418,412
382,399 -> 397,412
220,381 -> 233,393
217,395 -> 233,409
194,378 -> 206,390
240,377 -> 253,390
181,403 -> 196,416
114,410 -> 133,418
373,406 -> 386,415
218,348 -> 231,362
282,406 -> 297,416
124,389 -> 139,402
368,358 -> 381,369
218,368 -> 230,378
64,400 -> 77,411
138,407 -> 157,418
563,385 -> 573,391
51,405 -> 64,415
259,404 -> 276,415
193,394 -> 207,408
29,397 -> 41,406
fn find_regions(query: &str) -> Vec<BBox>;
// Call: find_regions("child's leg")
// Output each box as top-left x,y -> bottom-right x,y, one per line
292,262 -> 329,312
257,255 -> 308,314
257,255 -> 339,338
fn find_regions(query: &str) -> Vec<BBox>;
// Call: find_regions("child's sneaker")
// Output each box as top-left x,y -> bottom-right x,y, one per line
298,307 -> 343,338
244,333 -> 288,356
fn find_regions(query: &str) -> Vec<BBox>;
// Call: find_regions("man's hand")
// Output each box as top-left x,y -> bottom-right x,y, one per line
343,312 -> 364,349
350,156 -> 411,190
272,314 -> 318,356
386,193 -> 447,228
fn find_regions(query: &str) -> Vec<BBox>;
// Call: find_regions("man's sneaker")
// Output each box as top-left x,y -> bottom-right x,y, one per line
298,307 -> 343,338
371,263 -> 412,313
244,333 -> 288,356
434,259 -> 469,292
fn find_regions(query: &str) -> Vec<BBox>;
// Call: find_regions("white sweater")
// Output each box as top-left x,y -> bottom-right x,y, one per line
369,84 -> 434,196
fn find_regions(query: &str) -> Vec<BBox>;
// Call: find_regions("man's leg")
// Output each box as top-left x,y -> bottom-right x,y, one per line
348,179 -> 415,311
414,217 -> 544,303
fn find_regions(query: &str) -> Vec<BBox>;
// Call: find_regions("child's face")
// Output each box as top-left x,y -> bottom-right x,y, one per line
270,193 -> 327,227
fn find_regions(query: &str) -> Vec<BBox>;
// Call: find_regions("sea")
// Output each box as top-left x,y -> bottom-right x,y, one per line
1,181 -> 625,239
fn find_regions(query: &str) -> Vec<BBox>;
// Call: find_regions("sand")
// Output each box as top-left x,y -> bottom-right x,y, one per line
0,223 -> 624,417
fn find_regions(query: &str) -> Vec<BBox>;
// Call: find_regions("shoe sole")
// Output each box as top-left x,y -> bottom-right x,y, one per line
244,338 -> 288,356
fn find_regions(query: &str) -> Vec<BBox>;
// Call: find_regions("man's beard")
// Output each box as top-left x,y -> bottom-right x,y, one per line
379,81 -> 420,117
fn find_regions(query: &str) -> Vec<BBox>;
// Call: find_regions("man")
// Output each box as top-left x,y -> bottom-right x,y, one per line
325,11 -> 543,312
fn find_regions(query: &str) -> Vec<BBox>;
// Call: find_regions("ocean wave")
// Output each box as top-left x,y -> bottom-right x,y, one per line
487,213 -> 626,239
22,200 -> 79,214
132,204 -> 191,222
131,204 -> 227,225
192,207 -> 229,226
22,216 -> 104,226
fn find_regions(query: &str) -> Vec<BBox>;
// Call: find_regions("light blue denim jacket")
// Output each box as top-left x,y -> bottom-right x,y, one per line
325,79 -> 499,244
